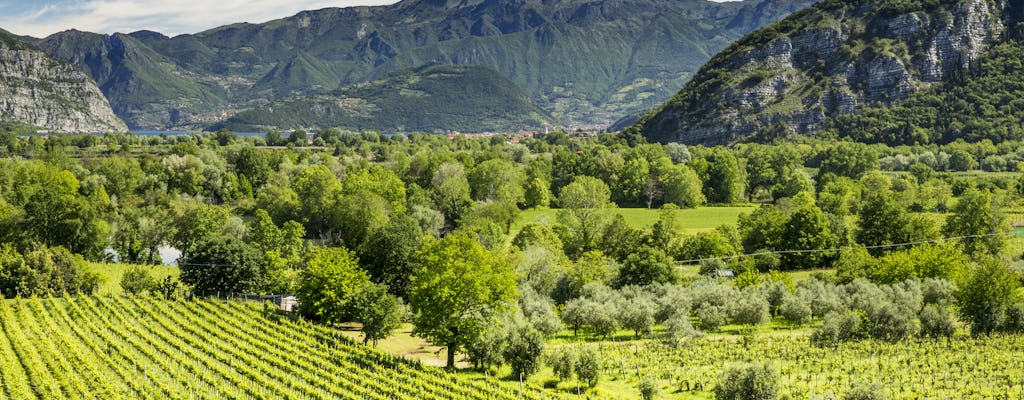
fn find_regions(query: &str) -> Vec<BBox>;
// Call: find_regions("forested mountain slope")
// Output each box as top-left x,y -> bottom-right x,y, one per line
32,0 -> 816,129
212,64 -> 558,133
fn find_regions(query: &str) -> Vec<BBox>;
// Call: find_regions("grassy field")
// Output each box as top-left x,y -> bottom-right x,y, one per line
513,206 -> 758,236
84,263 -> 179,295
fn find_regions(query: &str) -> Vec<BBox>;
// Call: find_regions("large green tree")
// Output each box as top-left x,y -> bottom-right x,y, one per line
296,247 -> 371,323
557,176 -> 613,258
956,257 -> 1020,336
943,188 -> 1009,256
408,234 -> 517,368
179,236 -> 263,294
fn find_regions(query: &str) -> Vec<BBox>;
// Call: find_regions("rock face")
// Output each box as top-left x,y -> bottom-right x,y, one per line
637,0 -> 1012,145
0,31 -> 126,132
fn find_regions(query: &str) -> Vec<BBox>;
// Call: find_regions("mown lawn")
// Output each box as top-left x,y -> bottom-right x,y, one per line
513,206 -> 758,236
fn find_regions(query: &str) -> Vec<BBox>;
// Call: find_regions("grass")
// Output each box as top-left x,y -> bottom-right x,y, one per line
336,322 -> 463,368
85,262 -> 179,295
513,206 -> 758,236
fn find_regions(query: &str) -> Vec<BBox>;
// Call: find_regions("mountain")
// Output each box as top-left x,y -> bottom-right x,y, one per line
211,64 -> 557,133
32,0 -> 817,130
36,30 -> 227,129
0,30 -> 126,133
635,0 -> 1024,145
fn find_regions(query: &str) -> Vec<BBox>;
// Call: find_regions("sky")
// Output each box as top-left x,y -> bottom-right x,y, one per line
0,0 -> 401,38
0,0 -> 741,38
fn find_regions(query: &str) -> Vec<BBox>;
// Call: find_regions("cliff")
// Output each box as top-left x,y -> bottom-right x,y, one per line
0,30 -> 127,132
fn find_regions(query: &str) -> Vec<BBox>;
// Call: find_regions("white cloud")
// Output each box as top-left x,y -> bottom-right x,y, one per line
0,0 -> 399,38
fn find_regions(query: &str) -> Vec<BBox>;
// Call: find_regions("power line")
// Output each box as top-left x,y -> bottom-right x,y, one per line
674,232 -> 1011,265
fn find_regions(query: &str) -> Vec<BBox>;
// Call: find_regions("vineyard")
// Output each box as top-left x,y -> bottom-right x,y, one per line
0,296 -> 559,400
564,333 -> 1024,399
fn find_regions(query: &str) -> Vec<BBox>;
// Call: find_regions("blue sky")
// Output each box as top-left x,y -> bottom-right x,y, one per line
0,0 -> 400,38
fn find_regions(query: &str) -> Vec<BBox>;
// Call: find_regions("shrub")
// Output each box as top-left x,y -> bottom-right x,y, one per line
919,304 -> 955,338
638,375 -> 659,400
812,311 -> 868,346
121,265 -> 155,295
575,348 -> 600,388
714,362 -> 780,400
548,349 -> 575,382
843,382 -> 888,400
503,324 -> 545,379
695,303 -> 727,332
780,295 -> 812,326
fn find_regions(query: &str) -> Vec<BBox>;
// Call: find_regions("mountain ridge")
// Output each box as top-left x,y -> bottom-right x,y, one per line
211,64 -> 558,133
29,0 -> 817,130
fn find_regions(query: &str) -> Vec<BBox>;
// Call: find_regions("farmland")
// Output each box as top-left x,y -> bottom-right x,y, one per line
5,294 -> 1024,400
0,296 -> 556,400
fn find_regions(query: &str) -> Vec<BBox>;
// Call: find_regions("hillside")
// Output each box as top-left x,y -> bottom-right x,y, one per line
0,296 -> 555,399
212,64 -> 558,133
0,30 -> 126,133
635,0 -> 1024,145
33,0 -> 816,129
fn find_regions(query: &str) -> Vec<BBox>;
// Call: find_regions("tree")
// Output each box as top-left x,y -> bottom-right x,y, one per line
503,324 -> 545,379
856,191 -> 937,256
431,162 -> 473,227
942,188 -> 1008,256
956,257 -> 1020,336
818,142 -> 879,179
353,283 -> 407,346
468,159 -> 525,203
549,348 -> 576,381
638,375 -> 659,400
714,362 -> 780,400
292,165 -> 342,237
730,292 -> 771,328
179,236 -> 263,294
0,244 -> 100,297
524,177 -> 551,208
296,247 -> 371,323
408,234 -> 517,368
171,201 -> 231,255
779,202 -> 837,270
661,164 -> 704,208
616,246 -> 674,287
618,293 -> 657,338
358,214 -> 422,298
21,186 -> 108,260
843,382 -> 888,400
557,176 -> 613,257
702,148 -> 745,204
780,295 -> 812,326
